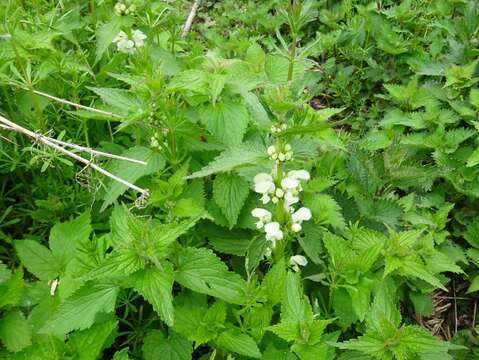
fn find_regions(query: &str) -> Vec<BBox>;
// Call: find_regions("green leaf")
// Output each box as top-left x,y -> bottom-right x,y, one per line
88,87 -> 145,115
213,173 -> 250,228
142,330 -> 192,360
130,264 -> 174,326
267,322 -> 300,342
14,240 -> 58,280
216,329 -> 261,359
0,311 -> 32,352
95,18 -> 122,62
67,319 -> 118,360
305,193 -> 345,229
199,102 -> 249,145
49,211 -> 92,266
467,274 -> 479,293
175,247 -> 246,304
40,282 -> 119,335
0,268 -> 23,309
112,348 -> 131,360
282,272 -> 311,322
261,258 -> 287,305
101,146 -> 165,211
89,248 -> 145,280
401,258 -> 447,290
186,144 -> 267,179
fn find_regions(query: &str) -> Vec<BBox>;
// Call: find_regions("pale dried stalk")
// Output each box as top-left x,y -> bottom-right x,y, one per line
0,115 -> 149,196
181,0 -> 201,37
31,89 -> 122,119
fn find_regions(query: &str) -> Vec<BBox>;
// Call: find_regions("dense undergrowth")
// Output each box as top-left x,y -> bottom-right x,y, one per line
0,0 -> 479,359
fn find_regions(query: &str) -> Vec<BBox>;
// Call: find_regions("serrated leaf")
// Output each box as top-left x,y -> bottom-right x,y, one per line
186,144 -> 266,179
467,274 -> 479,293
216,329 -> 261,359
213,173 -> 249,228
131,264 -> 174,326
0,268 -> 23,309
14,240 -> 58,280
49,211 -> 92,266
88,87 -> 144,115
67,319 -> 118,360
199,102 -> 249,145
175,247 -> 246,304
305,193 -> 345,229
40,282 -> 119,335
101,146 -> 165,211
142,330 -> 192,360
95,18 -> 122,62
0,311 -> 31,352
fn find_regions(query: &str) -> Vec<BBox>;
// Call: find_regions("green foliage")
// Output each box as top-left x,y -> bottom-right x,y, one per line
0,0 -> 477,358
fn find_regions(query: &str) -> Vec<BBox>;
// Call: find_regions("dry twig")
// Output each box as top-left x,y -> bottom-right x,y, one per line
181,0 -> 201,37
0,115 -> 149,197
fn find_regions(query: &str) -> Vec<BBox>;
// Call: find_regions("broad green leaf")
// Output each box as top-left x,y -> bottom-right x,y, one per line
101,146 -> 165,211
49,211 -> 92,266
400,258 -> 447,290
241,91 -> 271,127
213,173 -> 249,228
0,268 -> 23,309
282,272 -> 311,322
186,144 -> 267,179
130,264 -> 174,326
409,292 -> 433,316
0,311 -> 31,352
199,102 -> 249,145
14,240 -> 58,280
40,282 -> 119,335
67,319 -> 118,360
112,348 -> 131,360
305,193 -> 345,229
267,322 -> 300,342
95,18 -> 122,62
175,247 -> 247,304
292,342 -> 329,360
88,248 -> 145,280
216,329 -> 261,359
261,258 -> 287,305
142,330 -> 192,360
467,274 -> 479,293
88,87 -> 145,115
467,147 -> 479,167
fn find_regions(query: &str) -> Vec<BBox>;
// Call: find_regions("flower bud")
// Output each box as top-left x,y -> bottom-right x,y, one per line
267,145 -> 276,156
292,223 -> 302,232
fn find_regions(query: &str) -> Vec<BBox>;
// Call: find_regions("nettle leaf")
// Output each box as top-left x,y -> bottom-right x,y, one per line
102,146 -> 165,211
40,282 -> 119,335
130,264 -> 175,326
175,247 -> 247,304
216,329 -> 261,359
88,87 -> 144,115
199,102 -> 249,145
0,268 -> 23,309
0,310 -> 32,352
305,193 -> 345,229
14,240 -> 59,280
49,211 -> 92,267
95,17 -> 122,62
282,272 -> 312,323
186,143 -> 267,179
67,319 -> 118,360
213,173 -> 250,228
142,330 -> 192,360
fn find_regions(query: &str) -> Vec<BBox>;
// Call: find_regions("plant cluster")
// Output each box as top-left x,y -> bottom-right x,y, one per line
0,0 -> 478,359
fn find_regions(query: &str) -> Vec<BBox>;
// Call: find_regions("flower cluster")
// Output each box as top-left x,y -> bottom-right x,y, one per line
267,144 -> 293,163
270,124 -> 288,133
112,30 -> 146,54
114,2 -> 136,16
251,142 -> 312,260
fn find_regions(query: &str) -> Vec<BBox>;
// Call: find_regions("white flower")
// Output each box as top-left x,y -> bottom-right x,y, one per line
278,153 -> 286,162
114,2 -> 127,15
265,222 -> 283,247
291,223 -> 302,232
253,173 -> 275,199
289,255 -> 308,272
285,144 -> 292,151
275,188 -> 284,198
267,145 -> 276,156
284,191 -> 299,208
49,278 -> 60,296
113,30 -> 147,54
251,208 -> 272,229
292,207 -> 312,223
281,170 -> 310,191
132,29 -> 147,48
113,31 -> 135,54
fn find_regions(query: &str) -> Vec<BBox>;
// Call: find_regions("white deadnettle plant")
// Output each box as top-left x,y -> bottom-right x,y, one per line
289,255 -> 308,272
251,138 -> 312,263
113,30 -> 147,54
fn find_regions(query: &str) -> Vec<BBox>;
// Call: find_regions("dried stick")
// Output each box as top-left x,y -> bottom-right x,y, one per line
31,89 -> 122,119
0,115 -> 149,196
181,0 -> 201,37
45,137 -> 146,165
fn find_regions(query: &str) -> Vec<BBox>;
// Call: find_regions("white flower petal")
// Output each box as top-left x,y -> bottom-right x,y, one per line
292,207 -> 312,223
289,170 -> 310,181
290,255 -> 308,267
281,177 -> 299,190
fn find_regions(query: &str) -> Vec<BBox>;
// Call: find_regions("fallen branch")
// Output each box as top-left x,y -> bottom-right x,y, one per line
0,115 -> 149,197
181,0 -> 201,38
31,89 -> 122,119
